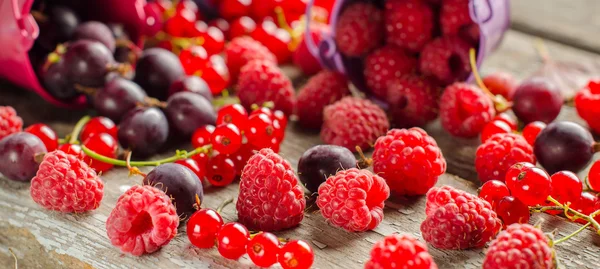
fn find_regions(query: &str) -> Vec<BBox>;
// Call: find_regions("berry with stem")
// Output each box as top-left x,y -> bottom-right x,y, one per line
217,104 -> 248,130
575,80 -> 600,134
217,222 -> 250,260
80,116 -> 118,142
187,208 -> 223,248
546,171 -> 583,214
482,71 -> 518,101
247,232 -> 280,267
496,196 -> 530,226
478,180 -> 510,210
278,240 -> 314,269
82,133 -> 118,173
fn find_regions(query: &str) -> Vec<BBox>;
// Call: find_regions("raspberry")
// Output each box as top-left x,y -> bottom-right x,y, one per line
373,128 -> 446,196
317,168 -> 390,232
236,148 -> 306,231
440,0 -> 473,37
296,70 -> 350,129
385,0 -> 434,52
365,234 -> 438,269
439,83 -> 495,138
420,186 -> 502,249
419,36 -> 471,84
30,150 -> 104,213
364,45 -> 418,98
106,185 -> 179,256
387,75 -> 440,128
237,60 -> 296,115
475,133 -> 536,183
575,80 -> 600,134
0,106 -> 23,140
225,36 -> 277,81
483,224 -> 554,269
321,97 -> 389,152
334,2 -> 384,57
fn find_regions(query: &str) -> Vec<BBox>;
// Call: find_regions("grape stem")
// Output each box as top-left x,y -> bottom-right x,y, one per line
68,116 -> 91,144
81,144 -> 212,167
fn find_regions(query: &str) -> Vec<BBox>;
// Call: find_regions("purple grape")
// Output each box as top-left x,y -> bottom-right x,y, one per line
63,40 -> 116,87
134,48 -> 185,100
165,92 -> 216,137
297,145 -> 357,193
118,107 -> 169,157
512,77 -> 562,124
168,76 -> 213,101
534,121 -> 594,174
0,133 -> 48,182
93,77 -> 147,122
36,6 -> 80,51
143,163 -> 203,219
40,59 -> 78,100
72,21 -> 116,53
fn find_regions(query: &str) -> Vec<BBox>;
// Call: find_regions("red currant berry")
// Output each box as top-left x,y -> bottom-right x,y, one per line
247,232 -> 280,267
493,113 -> 517,130
203,26 -> 225,55
245,113 -> 275,149
251,20 -> 292,64
273,110 -> 287,129
249,0 -> 275,20
191,125 -> 215,148
187,208 -> 223,248
176,0 -> 198,14
228,143 -> 257,176
24,123 -> 58,152
219,0 -> 252,20
179,46 -> 209,75
211,124 -> 242,154
548,171 -> 582,209
192,152 -> 209,170
81,117 -> 117,142
217,222 -> 250,260
185,20 -> 208,38
217,104 -> 248,130
268,137 -> 280,153
588,161 -> 600,192
250,107 -> 273,118
278,240 -> 314,269
202,55 -> 230,94
83,133 -> 118,173
522,121 -> 546,146
480,120 -> 512,143
229,16 -> 256,39
573,192 -> 599,224
164,10 -> 196,37
478,180 -> 510,210
175,158 -> 205,181
496,196 -> 530,226
483,72 -> 518,101
58,143 -> 83,157
208,18 -> 230,37
207,154 -> 236,187
505,162 -> 551,206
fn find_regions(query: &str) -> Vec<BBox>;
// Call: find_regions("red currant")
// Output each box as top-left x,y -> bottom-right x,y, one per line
211,124 -> 242,154
187,208 -> 223,248
251,20 -> 292,63
58,143 -> 83,157
573,192 -> 599,224
217,222 -> 250,260
207,154 -> 236,187
219,0 -> 252,20
164,10 -> 196,37
83,133 -> 118,173
217,104 -> 249,130
246,113 -> 275,149
228,143 -> 258,176
588,160 -> 600,192
483,72 -> 518,101
251,107 -> 273,118
191,125 -> 215,148
247,232 -> 280,267
522,121 -> 546,146
185,20 -> 208,38
176,0 -> 199,14
478,180 -> 510,210
273,110 -> 287,129
496,196 -> 530,226
209,18 -> 230,37
203,26 -> 225,55
24,123 -> 58,152
493,113 -> 517,130
202,54 -> 230,94
278,240 -> 314,269
249,0 -> 275,20
480,120 -> 512,143
192,152 -> 209,171
179,46 -> 209,75
81,117 -> 117,142
505,162 -> 551,206
229,16 -> 256,39
549,171 -> 583,207
175,158 -> 205,181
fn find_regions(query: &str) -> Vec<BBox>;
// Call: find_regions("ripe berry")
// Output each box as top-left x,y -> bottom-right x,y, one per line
63,40 -> 116,88
228,143 -> 258,176
478,180 -> 510,210
83,133 -> 118,173
237,60 -> 296,116
0,133 -> 47,181
134,48 -> 185,101
572,192 -> 599,224
483,72 -> 518,101
534,121 -> 594,174
475,133 -> 535,183
419,37 -> 471,84
191,125 -> 215,148
439,83 -> 495,138
166,92 -> 217,137
217,222 -> 250,260
522,121 -> 546,146
293,23 -> 326,76
187,208 -> 223,248
387,75 -> 440,128
334,2 -> 383,56
575,80 -> 600,134
247,232 -> 280,267
81,117 -> 118,142
179,46 -> 209,75
211,124 -> 242,154
217,104 -> 248,130
0,106 -> 23,140
202,54 -> 231,95
58,143 -> 83,157
25,124 -> 58,152
512,77 -> 562,124
505,162 -> 551,206
385,0 -> 434,52
206,154 -> 236,187
175,158 -> 205,181
483,224 -> 553,269
547,171 -> 582,211
440,0 -> 474,36
118,107 -> 169,157
496,196 -> 530,226
364,45 -> 417,98
251,20 -> 293,64
229,16 -> 256,39
296,70 -> 350,128
209,18 -> 230,37
278,240 -> 314,269
480,120 -> 512,143
164,10 -> 196,37
365,234 -> 437,269
588,161 -> 600,192
225,36 -> 277,81
93,78 -> 148,122
202,26 -> 226,56
72,21 -> 116,53
219,0 -> 252,20
297,145 -> 357,193
493,113 -> 518,130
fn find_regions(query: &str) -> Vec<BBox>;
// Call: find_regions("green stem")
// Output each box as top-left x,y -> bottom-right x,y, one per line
554,222 -> 591,245
68,116 -> 91,144
546,196 -> 600,234
81,145 -> 211,167
216,198 -> 234,214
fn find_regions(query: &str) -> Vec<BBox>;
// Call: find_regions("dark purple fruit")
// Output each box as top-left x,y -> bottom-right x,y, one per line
134,48 -> 184,100
36,6 -> 80,51
93,77 -> 147,122
534,121 -> 594,174
118,107 -> 169,157
168,76 -> 212,101
0,133 -> 48,182
72,21 -> 116,53
40,59 -> 77,100
107,23 -> 129,40
63,40 -> 115,87
297,145 -> 357,193
165,92 -> 216,137
143,163 -> 204,219
512,77 -> 562,124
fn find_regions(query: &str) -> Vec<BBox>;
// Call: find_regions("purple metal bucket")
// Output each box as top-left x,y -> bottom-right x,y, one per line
304,0 -> 510,94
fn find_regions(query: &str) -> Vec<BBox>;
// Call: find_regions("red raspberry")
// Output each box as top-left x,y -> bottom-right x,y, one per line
236,148 -> 305,231
293,23 -> 327,76
365,234 -> 438,269
364,45 -> 418,98
575,80 -> 600,134
106,185 -> 179,256
334,2 -> 384,57
373,128 -> 446,196
317,168 -> 390,232
475,133 -> 536,183
439,83 -> 495,138
0,106 -> 23,140
225,36 -> 277,81
483,72 -> 518,101
419,37 -> 471,84
420,186 -> 502,249
482,224 -> 554,269
321,97 -> 389,152
440,0 -> 473,36
237,60 -> 296,115
385,0 -> 434,52
30,150 -> 104,213
387,75 -> 440,128
296,70 -> 350,129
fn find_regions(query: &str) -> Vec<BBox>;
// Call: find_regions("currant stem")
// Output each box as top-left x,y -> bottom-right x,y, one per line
468,49 -> 512,113
81,144 -> 212,167
216,198 -> 234,214
68,116 -> 91,144
546,195 -> 600,234
554,222 -> 591,245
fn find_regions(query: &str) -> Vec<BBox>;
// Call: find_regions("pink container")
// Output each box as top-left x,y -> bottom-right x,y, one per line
305,0 -> 510,96
0,0 -> 160,108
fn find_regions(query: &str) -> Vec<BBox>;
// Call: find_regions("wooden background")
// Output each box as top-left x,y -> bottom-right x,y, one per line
3,1 -> 600,268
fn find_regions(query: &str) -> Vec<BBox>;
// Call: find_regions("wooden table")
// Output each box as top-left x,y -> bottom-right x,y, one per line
3,1 -> 600,268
